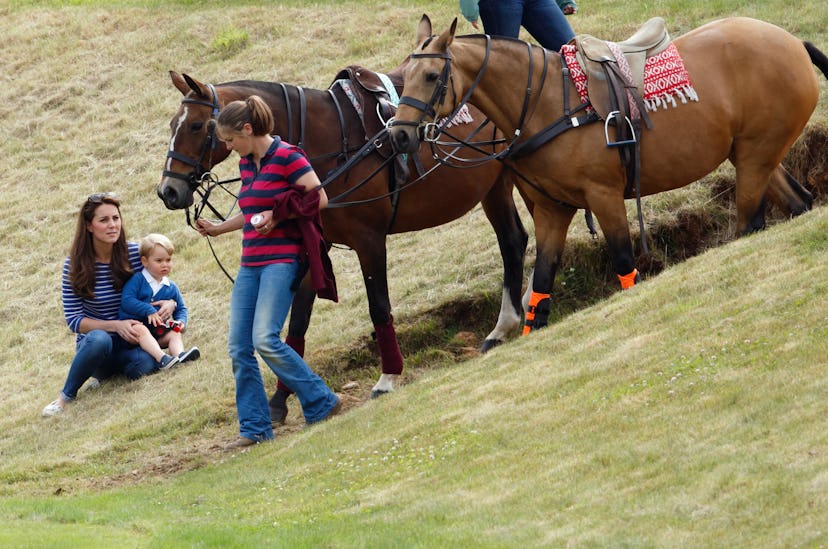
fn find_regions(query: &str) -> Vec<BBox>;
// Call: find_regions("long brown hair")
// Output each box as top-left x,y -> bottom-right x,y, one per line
68,194 -> 133,299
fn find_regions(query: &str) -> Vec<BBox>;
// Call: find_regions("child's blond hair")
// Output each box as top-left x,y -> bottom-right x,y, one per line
139,233 -> 175,258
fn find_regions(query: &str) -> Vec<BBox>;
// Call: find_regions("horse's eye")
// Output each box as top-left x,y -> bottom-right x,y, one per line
426,71 -> 439,83
190,122 -> 204,133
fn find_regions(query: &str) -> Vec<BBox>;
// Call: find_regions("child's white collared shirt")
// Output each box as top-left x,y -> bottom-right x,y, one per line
142,268 -> 171,298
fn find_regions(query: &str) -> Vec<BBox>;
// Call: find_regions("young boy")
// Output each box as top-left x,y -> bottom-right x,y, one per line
119,233 -> 199,369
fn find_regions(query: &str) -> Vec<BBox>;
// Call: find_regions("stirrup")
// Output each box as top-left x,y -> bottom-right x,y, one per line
604,110 -> 637,147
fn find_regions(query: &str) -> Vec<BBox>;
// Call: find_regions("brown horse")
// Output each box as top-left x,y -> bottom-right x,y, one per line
156,67 -> 528,412
390,16 -> 826,333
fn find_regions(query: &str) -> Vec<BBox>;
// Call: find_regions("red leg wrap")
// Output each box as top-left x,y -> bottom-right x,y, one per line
522,291 -> 551,336
618,268 -> 639,290
277,335 -> 306,394
374,316 -> 404,375
285,335 -> 305,357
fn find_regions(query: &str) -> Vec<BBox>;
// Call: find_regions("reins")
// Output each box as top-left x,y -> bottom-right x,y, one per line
184,172 -> 240,283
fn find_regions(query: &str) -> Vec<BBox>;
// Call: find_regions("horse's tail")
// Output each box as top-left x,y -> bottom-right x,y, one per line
804,41 -> 828,80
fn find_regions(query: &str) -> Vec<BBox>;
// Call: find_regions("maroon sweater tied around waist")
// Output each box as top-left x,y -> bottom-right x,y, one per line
272,188 -> 338,302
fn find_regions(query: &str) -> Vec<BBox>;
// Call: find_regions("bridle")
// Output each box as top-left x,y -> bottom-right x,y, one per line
166,85 -> 223,185
390,35 -> 549,161
389,51 -> 456,143
165,83 -> 241,282
165,83 -> 242,225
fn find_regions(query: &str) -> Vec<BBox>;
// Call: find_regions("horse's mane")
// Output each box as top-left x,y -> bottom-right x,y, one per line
458,33 -> 551,50
218,79 -> 301,93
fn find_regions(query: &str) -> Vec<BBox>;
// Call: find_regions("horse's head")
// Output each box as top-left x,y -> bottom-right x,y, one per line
157,71 -> 231,210
389,15 -> 459,154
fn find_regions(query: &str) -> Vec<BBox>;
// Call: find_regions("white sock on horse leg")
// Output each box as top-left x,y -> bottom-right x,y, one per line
372,373 -> 399,394
485,286 -> 522,343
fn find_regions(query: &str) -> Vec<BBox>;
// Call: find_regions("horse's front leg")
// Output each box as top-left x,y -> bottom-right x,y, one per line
523,204 -> 576,334
589,193 -> 639,289
268,272 -> 316,425
479,175 -> 529,351
354,241 -> 404,398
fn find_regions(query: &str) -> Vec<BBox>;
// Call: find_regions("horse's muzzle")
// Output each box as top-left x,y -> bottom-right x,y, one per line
389,126 -> 420,154
157,177 -> 194,210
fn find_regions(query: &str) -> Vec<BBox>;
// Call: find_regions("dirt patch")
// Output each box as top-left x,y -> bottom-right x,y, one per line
788,124 -> 828,200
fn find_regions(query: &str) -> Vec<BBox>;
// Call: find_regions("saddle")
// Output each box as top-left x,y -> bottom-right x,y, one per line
329,65 -> 410,209
331,65 -> 401,143
572,17 -> 668,138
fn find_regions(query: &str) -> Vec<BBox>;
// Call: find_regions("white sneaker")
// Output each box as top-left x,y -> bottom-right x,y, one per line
84,378 -> 101,391
42,400 -> 64,417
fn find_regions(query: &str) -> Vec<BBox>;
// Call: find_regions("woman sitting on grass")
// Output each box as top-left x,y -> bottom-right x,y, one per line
42,193 -> 178,417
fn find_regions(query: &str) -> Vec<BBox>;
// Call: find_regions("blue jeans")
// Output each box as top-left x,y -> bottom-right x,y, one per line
61,330 -> 158,400
478,0 -> 574,51
229,262 -> 338,441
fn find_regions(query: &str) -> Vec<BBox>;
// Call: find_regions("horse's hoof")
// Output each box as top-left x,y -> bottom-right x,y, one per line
480,338 -> 503,353
371,389 -> 390,399
269,403 -> 288,426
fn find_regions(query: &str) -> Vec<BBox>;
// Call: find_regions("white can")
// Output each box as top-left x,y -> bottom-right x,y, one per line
251,214 -> 264,226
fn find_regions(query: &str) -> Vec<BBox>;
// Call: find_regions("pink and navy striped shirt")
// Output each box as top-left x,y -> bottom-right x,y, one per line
237,137 -> 314,266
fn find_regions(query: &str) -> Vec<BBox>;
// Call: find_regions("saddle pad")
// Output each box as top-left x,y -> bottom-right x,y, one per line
561,42 -> 698,112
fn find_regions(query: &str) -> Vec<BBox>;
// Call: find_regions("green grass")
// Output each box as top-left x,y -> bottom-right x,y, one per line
1,1 -> 827,547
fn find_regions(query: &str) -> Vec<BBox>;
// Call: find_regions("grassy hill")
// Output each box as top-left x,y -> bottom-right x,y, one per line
1,1 -> 826,546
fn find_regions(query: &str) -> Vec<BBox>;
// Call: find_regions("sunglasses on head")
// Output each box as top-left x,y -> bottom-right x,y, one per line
87,192 -> 118,203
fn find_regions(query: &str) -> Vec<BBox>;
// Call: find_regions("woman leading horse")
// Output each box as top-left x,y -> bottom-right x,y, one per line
390,16 -> 827,333
157,64 -> 528,414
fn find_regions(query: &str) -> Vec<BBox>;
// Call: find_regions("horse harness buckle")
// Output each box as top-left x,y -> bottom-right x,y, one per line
422,122 -> 441,142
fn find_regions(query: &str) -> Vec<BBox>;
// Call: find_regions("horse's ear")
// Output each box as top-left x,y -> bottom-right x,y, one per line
170,71 -> 190,96
416,14 -> 432,45
434,18 -> 457,50
182,73 -> 209,99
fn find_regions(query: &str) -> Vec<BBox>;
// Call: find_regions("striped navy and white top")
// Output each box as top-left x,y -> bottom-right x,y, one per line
62,242 -> 142,343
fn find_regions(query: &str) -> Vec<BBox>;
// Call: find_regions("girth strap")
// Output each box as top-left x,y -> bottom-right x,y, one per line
507,103 -> 599,160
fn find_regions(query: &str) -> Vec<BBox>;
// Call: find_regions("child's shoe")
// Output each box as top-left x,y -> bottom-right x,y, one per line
159,354 -> 180,370
178,347 -> 200,363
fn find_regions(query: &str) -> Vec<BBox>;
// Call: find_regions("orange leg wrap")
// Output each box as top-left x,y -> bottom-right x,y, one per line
522,291 -> 551,336
618,268 -> 639,290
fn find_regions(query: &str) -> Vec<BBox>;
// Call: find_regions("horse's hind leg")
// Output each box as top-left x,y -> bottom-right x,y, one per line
765,165 -> 813,218
268,273 -> 317,424
523,204 -> 575,334
731,120 -> 807,233
732,161 -> 778,235
479,175 -> 529,351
